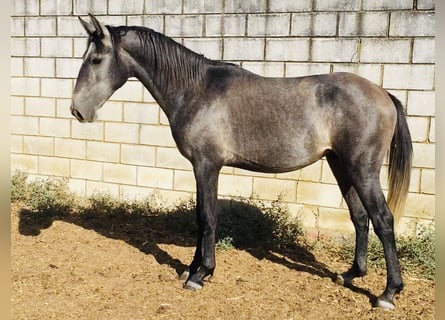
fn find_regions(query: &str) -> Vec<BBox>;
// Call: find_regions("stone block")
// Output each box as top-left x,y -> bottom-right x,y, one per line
389,12 -> 435,37
24,58 -> 55,77
96,101 -> 123,122
173,170 -> 196,192
41,38 -> 73,58
421,169 -> 435,194
225,0 -> 267,13
109,81 -> 144,102
183,38 -> 222,60
108,0 -> 144,14
140,125 -> 176,147
291,13 -> 337,37
11,17 -> 24,36
407,91 -> 435,116
71,121 -> 103,140
404,192 -> 435,219
137,167 -> 174,189
56,98 -> 73,119
360,39 -> 411,63
218,174 -> 253,197
25,97 -> 56,117
11,77 -> 40,96
41,78 -> 73,98
25,17 -> 57,36
265,38 -> 310,61
11,38 -> 40,57
71,159 -> 102,180
363,0 -> 413,10
24,136 -> 54,156
124,102 -> 159,125
417,0 -> 435,10
269,0 -> 312,12
221,14 -> 246,36
242,62 -> 284,77
285,63 -> 331,77
156,147 -> 192,170
184,0 -> 223,13
55,138 -> 86,159
11,135 -> 23,153
12,0 -> 39,15
339,12 -> 389,37
87,141 -> 120,162
145,0 -> 182,14
248,14 -> 291,37
56,58 -> 82,78
314,0 -> 361,11
165,15 -> 204,37
120,144 -> 156,166
74,0 -> 108,15
318,207 -> 353,232
11,154 -> 39,173
127,15 -> 164,32
407,116 -> 430,142
311,39 -> 358,62
40,118 -> 71,138
11,58 -> 23,77
413,38 -> 435,63
332,64 -> 381,85
105,122 -> 139,144
383,65 -> 435,90
297,181 -> 342,208
103,163 -> 137,185
40,0 -> 72,15
412,142 -> 435,169
57,16 -> 90,37
38,156 -> 70,177
11,116 -> 39,135
253,177 -> 296,202
11,97 -> 24,115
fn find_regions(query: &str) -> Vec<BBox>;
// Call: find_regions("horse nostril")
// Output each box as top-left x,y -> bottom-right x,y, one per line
72,109 -> 84,121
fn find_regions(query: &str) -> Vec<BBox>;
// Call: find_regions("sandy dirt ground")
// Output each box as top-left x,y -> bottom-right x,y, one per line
11,204 -> 434,320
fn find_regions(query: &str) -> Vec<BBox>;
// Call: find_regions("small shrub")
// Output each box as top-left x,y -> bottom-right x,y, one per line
337,225 -> 435,280
11,171 -> 76,214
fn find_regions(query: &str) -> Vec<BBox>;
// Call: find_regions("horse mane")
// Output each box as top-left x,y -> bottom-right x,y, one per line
113,25 -> 214,90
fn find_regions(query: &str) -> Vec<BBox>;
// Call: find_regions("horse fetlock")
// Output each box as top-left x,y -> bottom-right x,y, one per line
179,269 -> 190,281
374,298 -> 395,311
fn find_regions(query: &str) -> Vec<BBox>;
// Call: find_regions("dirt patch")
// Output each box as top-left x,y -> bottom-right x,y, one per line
11,204 -> 434,319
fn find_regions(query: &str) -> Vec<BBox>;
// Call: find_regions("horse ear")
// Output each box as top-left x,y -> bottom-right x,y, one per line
79,16 -> 95,35
89,13 -> 106,39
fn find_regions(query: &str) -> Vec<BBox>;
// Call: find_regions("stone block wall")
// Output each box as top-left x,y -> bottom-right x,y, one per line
11,0 -> 435,234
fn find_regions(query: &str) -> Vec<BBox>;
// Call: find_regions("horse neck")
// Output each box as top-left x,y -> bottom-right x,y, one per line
119,27 -> 207,120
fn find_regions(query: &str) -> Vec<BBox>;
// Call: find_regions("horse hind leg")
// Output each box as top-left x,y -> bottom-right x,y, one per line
343,157 -> 403,310
326,152 -> 370,285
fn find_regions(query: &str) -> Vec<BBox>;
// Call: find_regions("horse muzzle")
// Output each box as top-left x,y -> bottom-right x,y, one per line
70,104 -> 96,123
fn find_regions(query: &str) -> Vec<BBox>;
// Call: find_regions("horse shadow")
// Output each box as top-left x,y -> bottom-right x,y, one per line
17,199 -> 376,303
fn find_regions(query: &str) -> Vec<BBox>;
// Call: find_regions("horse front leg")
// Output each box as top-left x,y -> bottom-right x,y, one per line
183,160 -> 220,290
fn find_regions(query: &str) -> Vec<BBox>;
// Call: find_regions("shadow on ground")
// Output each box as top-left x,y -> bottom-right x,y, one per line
16,199 -> 376,304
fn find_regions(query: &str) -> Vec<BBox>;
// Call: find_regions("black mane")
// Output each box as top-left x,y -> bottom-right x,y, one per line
112,25 -> 228,90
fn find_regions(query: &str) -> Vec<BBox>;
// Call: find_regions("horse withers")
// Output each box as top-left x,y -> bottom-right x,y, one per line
71,14 -> 412,310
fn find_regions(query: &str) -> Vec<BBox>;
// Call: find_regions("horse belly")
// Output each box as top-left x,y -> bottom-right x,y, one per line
228,129 -> 330,173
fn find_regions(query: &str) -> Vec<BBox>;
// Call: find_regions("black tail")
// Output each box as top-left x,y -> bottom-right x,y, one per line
387,93 -> 413,225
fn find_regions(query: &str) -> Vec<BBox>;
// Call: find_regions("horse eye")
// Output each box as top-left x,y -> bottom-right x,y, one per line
90,58 -> 102,65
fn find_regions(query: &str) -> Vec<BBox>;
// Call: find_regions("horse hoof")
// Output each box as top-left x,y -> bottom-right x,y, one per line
335,274 -> 345,286
183,280 -> 203,291
179,270 -> 189,281
375,299 -> 395,311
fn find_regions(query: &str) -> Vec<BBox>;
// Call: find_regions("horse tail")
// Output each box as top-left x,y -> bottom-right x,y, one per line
386,93 -> 413,226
